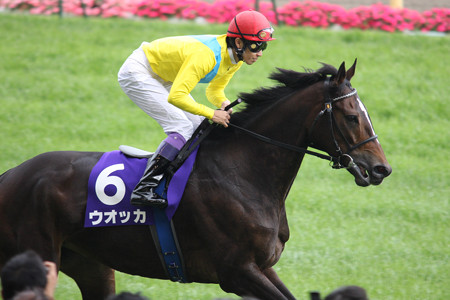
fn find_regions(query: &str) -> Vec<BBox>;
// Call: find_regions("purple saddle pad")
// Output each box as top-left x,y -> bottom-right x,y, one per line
84,147 -> 198,228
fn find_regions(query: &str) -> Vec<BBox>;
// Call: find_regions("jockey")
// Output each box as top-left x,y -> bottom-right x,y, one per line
118,10 -> 275,208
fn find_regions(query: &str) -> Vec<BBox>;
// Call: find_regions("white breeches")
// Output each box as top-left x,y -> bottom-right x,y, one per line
118,43 -> 204,141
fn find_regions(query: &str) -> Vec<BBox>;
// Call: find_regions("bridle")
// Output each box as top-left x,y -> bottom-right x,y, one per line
227,78 -> 378,170
306,77 -> 378,169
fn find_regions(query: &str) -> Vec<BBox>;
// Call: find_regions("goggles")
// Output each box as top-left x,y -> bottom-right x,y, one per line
247,41 -> 268,53
234,27 -> 273,41
255,27 -> 274,41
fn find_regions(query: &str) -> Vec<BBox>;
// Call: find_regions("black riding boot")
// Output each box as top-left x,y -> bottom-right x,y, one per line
130,154 -> 171,208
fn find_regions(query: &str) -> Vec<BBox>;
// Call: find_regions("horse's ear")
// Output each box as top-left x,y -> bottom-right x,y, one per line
346,58 -> 357,81
333,61 -> 346,86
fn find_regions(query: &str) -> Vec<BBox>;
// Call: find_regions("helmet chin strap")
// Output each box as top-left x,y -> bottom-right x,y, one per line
235,47 -> 244,61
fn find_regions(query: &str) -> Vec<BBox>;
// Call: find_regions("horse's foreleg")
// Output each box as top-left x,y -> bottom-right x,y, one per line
60,247 -> 115,300
219,263 -> 296,300
263,267 -> 296,300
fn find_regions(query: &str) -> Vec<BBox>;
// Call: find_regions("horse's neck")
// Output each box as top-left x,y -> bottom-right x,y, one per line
247,88 -> 318,142
247,89 -> 318,154
234,89 -> 319,198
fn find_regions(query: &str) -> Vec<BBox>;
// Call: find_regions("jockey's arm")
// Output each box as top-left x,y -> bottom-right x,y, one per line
205,73 -> 234,110
167,53 -> 217,119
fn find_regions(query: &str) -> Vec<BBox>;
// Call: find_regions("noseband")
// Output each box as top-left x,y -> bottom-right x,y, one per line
226,78 -> 378,169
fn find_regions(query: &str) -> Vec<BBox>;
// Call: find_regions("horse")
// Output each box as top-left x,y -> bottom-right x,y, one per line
0,60 -> 391,300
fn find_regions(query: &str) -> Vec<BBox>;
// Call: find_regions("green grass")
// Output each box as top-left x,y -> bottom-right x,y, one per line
0,14 -> 449,300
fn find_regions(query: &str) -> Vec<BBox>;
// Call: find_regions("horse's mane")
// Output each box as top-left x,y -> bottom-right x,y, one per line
206,63 -> 338,140
230,63 -> 338,126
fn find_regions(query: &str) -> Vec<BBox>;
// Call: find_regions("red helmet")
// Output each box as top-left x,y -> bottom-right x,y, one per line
227,10 -> 275,42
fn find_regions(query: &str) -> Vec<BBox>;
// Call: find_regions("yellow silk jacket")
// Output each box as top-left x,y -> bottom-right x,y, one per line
142,34 -> 243,119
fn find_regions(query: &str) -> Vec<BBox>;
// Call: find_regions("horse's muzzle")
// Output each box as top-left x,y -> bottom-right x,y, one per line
348,161 -> 392,187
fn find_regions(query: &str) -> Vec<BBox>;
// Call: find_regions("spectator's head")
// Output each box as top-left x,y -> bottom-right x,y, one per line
324,285 -> 368,300
106,291 -> 150,300
1,250 -> 48,300
11,287 -> 48,300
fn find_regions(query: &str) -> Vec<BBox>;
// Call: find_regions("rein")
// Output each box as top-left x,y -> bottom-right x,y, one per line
228,123 -> 336,163
227,78 -> 378,169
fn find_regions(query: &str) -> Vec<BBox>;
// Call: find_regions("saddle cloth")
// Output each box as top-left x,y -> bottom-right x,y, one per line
84,145 -> 198,228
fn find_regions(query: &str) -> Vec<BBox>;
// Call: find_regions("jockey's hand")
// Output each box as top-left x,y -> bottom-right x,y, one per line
212,109 -> 230,127
221,100 -> 233,114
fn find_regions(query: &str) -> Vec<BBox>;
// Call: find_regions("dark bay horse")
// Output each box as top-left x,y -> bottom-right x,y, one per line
0,60 -> 391,300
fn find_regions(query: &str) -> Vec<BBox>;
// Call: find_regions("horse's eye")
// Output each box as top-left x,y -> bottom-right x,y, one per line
345,115 -> 359,124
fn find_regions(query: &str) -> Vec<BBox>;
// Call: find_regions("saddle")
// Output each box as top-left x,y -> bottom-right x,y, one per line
119,145 -> 153,158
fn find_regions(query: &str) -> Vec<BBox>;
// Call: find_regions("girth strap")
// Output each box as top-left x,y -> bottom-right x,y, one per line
149,207 -> 189,283
149,177 -> 189,283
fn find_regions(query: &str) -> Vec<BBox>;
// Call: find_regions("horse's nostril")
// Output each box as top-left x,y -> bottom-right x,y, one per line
374,165 -> 391,177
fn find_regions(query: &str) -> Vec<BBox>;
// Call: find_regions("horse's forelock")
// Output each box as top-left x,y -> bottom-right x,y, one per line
316,63 -> 338,77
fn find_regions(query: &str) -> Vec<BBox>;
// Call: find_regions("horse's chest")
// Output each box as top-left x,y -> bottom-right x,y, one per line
250,224 -> 286,269
259,239 -> 285,269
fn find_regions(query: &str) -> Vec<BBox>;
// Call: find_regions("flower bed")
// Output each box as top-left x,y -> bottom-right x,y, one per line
0,0 -> 448,33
